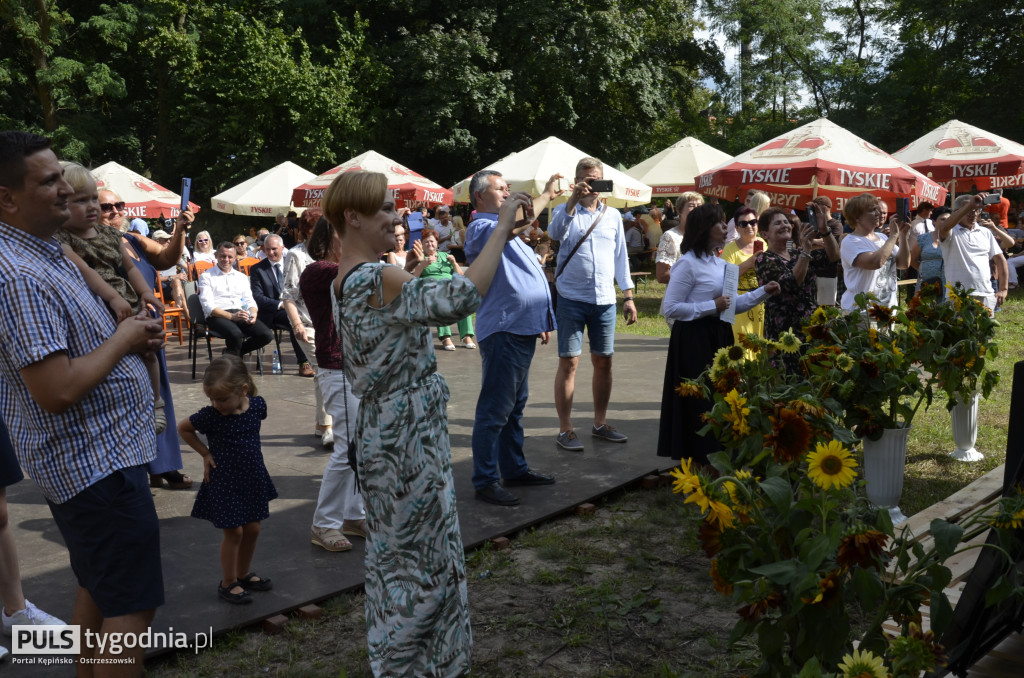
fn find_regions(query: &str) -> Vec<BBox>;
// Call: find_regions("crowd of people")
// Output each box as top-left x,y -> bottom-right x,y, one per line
0,126 -> 1019,677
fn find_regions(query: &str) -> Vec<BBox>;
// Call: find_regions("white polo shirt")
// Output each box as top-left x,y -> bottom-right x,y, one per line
941,224 -> 1000,297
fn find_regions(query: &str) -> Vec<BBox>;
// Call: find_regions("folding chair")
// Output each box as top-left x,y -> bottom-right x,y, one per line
186,294 -> 264,379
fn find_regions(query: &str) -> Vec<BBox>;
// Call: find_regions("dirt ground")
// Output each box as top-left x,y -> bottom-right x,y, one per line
146,484 -> 746,677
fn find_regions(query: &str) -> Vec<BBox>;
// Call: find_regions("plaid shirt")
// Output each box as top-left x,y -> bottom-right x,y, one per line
0,220 -> 154,503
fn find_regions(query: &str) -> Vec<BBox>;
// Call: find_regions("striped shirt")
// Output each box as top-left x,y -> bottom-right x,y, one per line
0,220 -> 154,503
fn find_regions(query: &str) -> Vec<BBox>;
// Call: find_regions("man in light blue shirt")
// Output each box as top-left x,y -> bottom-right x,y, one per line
548,157 -> 637,451
464,170 -> 562,506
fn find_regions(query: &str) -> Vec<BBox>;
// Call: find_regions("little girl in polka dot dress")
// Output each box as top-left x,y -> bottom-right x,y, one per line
178,355 -> 278,605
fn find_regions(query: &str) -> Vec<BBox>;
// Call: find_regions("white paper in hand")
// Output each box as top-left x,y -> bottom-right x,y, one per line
720,262 -> 739,324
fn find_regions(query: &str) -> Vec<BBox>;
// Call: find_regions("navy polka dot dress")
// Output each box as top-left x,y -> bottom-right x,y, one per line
189,396 -> 278,529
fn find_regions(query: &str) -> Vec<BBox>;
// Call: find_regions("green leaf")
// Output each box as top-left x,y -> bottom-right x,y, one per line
931,519 -> 964,561
931,592 -> 954,635
800,534 -> 833,572
797,657 -> 823,678
749,560 -> 801,585
851,567 -> 884,610
760,476 -> 793,514
986,574 -> 1014,607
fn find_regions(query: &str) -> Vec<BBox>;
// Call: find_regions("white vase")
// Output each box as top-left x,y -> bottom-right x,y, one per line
950,393 -> 983,462
861,427 -> 911,525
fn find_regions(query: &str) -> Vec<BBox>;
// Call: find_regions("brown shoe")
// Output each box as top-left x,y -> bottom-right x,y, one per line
299,362 -> 315,377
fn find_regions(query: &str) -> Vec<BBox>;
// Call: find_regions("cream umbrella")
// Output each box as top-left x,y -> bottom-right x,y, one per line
451,136 -> 651,208
91,161 -> 200,218
212,161 -> 315,216
625,137 -> 731,198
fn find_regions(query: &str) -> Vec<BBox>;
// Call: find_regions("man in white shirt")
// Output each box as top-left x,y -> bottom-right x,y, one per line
548,157 -> 637,451
199,242 -> 273,355
434,206 -> 455,252
939,194 -> 1011,310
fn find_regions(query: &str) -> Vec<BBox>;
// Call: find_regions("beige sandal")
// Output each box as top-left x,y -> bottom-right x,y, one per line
342,519 -> 368,539
153,398 -> 167,434
311,526 -> 352,552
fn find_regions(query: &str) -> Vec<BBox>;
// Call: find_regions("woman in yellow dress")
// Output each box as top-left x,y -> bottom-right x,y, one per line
720,206 -> 765,352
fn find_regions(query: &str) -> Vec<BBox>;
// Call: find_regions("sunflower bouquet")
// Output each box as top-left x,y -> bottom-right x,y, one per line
801,295 -> 933,441
669,328 -> 1024,678
907,281 -> 1000,409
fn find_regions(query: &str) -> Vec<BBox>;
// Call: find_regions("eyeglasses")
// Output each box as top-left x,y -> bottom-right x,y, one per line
737,219 -> 757,227
196,238 -> 210,243
99,202 -> 126,213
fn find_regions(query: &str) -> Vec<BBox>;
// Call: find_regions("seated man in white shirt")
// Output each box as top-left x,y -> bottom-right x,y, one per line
939,194 -> 1011,310
198,243 -> 273,355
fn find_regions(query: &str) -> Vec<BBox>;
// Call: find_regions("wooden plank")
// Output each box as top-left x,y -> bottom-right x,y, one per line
895,466 -> 1004,546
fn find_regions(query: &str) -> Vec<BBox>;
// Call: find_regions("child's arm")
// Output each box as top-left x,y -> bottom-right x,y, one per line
62,245 -> 134,322
178,418 -> 216,483
120,243 -> 164,315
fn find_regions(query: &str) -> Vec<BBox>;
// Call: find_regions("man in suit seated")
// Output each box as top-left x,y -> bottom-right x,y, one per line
199,242 -> 273,357
250,235 -> 313,376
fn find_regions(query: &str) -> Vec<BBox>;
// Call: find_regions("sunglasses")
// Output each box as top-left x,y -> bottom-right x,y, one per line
196,238 -> 210,243
99,202 -> 126,213
737,219 -> 757,227
233,241 -> 247,246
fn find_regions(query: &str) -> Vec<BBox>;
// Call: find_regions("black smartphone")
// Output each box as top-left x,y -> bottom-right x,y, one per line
180,178 -> 192,211
805,203 -> 816,225
896,197 -> 909,223
588,179 -> 613,193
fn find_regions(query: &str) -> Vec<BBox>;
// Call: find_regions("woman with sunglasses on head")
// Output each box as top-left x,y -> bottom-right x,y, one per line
720,206 -> 767,350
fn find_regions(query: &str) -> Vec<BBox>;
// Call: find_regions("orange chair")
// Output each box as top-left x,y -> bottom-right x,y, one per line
153,275 -> 186,346
237,257 -> 259,275
193,260 -> 215,279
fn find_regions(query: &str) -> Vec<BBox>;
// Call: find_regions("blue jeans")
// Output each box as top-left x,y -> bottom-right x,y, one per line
471,332 -> 535,489
555,296 -> 616,357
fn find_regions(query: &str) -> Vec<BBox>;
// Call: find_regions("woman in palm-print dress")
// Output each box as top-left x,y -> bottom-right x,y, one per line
324,170 -> 532,677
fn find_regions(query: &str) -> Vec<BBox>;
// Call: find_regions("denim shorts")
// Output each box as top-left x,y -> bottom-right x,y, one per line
47,465 -> 164,617
556,295 -> 616,357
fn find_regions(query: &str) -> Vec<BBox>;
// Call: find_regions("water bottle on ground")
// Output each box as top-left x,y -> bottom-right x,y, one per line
271,350 -> 282,375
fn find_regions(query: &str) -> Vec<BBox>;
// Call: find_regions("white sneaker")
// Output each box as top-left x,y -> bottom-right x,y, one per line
0,645 -> 8,661
321,427 -> 334,449
2,600 -> 66,635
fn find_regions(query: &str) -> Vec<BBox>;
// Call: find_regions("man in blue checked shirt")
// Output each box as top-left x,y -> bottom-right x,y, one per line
464,170 -> 563,507
548,157 -> 637,452
0,131 -> 166,675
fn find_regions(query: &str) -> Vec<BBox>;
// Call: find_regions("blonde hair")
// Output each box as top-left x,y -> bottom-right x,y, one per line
60,161 -> 95,193
674,191 -> 704,215
203,355 -> 257,398
194,230 -> 214,253
322,171 -> 388,237
452,215 -> 465,232
747,190 -> 771,216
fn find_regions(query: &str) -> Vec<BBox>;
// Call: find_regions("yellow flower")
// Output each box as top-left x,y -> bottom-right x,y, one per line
684,486 -> 711,513
837,648 -> 887,678
993,508 -> 1024,530
806,440 -> 858,490
669,458 -> 701,496
891,340 -> 903,358
706,498 -> 735,530
776,330 -> 801,354
723,388 -> 752,436
675,381 -> 703,398
835,353 -> 854,372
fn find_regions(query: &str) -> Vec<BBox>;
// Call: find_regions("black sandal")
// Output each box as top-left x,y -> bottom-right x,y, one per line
237,572 -> 273,591
217,582 -> 252,604
161,470 -> 193,490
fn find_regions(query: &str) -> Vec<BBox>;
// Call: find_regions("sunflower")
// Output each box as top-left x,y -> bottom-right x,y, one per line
697,522 -> 723,557
992,508 -> 1024,530
711,347 -> 732,375
775,330 -> 802,354
836,528 -> 888,570
706,498 -> 736,530
787,399 -> 826,419
669,458 -> 702,496
834,353 -> 854,372
888,622 -> 947,674
837,648 -> 887,678
764,408 -> 812,463
725,344 -> 746,365
722,389 -> 752,436
738,592 -> 783,622
868,302 -> 895,326
806,440 -> 858,490
737,332 -> 760,352
675,380 -> 703,398
709,559 -> 733,595
713,368 -> 742,394
801,570 -> 840,606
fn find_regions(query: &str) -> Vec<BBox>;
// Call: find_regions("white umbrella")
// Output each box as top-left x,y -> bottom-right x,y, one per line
892,119 -> 1024,193
212,161 -> 315,216
451,136 -> 652,208
292,150 -> 452,208
625,137 -> 732,198
92,161 -> 199,219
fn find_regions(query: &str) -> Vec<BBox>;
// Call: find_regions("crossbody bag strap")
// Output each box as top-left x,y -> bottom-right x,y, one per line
555,204 -> 607,281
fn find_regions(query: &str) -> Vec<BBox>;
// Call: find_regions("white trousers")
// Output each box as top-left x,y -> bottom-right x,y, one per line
313,368 -> 365,527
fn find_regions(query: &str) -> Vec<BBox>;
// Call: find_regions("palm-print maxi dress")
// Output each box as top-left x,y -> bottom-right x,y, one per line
334,262 -> 479,677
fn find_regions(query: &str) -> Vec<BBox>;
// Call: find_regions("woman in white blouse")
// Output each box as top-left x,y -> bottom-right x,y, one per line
657,203 -> 779,465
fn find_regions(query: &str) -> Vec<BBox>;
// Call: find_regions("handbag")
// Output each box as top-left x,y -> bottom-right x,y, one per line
551,204 -> 608,311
